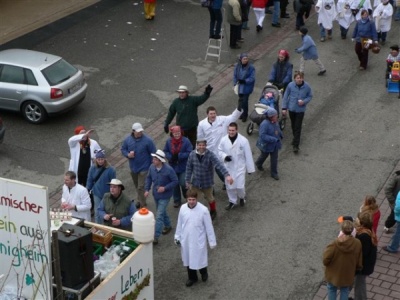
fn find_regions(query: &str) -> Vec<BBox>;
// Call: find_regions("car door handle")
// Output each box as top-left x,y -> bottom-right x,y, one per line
16,90 -> 22,94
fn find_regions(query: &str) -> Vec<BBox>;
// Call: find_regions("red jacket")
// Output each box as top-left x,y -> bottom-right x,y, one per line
252,0 -> 268,8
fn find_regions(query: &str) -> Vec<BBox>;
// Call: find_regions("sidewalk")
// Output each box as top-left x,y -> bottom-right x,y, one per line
0,0 -> 99,45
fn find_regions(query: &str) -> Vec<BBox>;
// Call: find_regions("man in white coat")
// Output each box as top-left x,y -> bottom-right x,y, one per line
68,126 -> 101,186
315,0 -> 337,41
197,105 -> 242,188
373,0 -> 393,45
350,0 -> 372,21
61,171 -> 92,221
218,122 -> 255,210
174,190 -> 216,287
336,0 -> 355,39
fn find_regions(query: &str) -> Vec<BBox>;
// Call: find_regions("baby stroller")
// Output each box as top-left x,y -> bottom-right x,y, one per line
246,84 -> 286,135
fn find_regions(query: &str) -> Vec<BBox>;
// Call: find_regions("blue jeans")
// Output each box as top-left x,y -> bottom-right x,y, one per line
154,198 -> 171,239
255,149 -> 279,176
395,6 -> 400,20
208,8 -> 222,36
94,194 -> 103,224
326,282 -> 350,300
273,1 -> 280,24
239,93 -> 250,118
173,172 -> 187,204
387,221 -> 400,252
319,23 -> 332,38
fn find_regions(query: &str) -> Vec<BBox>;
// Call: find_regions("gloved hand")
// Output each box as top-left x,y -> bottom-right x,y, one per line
171,153 -> 179,162
174,239 -> 181,246
164,125 -> 169,134
238,79 -> 246,84
237,98 -> 243,111
205,84 -> 213,95
224,155 -> 232,162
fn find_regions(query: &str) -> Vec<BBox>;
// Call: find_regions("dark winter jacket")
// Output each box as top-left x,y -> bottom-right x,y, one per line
356,231 -> 377,276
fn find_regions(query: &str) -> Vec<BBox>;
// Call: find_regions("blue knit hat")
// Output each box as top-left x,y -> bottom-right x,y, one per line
95,149 -> 106,159
239,53 -> 249,59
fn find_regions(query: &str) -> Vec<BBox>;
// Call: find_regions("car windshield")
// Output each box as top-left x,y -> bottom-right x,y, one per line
41,59 -> 78,86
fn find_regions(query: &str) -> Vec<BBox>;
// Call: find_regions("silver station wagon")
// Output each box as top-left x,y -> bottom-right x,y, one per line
0,49 -> 87,124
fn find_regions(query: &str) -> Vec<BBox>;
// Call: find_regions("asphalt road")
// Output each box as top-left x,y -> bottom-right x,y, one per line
1,0 -> 400,299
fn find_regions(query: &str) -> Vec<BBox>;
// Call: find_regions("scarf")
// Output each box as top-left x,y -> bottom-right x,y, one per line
171,136 -> 183,154
356,226 -> 378,246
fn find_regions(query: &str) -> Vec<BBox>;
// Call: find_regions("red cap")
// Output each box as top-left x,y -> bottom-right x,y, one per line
74,125 -> 85,135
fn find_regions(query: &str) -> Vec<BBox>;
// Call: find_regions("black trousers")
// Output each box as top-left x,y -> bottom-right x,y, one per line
183,127 -> 197,149
385,208 -> 396,228
280,0 -> 289,16
187,267 -> 207,281
288,111 -> 305,147
230,24 -> 241,47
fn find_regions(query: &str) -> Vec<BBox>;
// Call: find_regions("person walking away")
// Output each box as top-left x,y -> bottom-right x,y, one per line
68,126 -> 101,187
227,0 -> 243,49
98,179 -> 136,230
336,0 -> 355,39
359,195 -> 381,234
218,122 -> 255,210
294,0 -> 314,30
268,49 -> 293,91
350,0 -> 373,21
282,71 -> 313,153
352,9 -> 378,70
197,105 -> 242,189
372,0 -> 393,45
383,191 -> 400,253
233,53 -> 256,122
242,0 -> 252,30
174,190 -> 217,287
315,0 -> 337,41
61,171 -> 92,221
323,220 -> 363,300
295,27 -> 327,75
164,84 -> 213,148
208,0 -> 223,39
383,169 -> 400,233
163,126 -> 193,208
144,150 -> 178,245
121,122 -> 156,209
86,150 -> 116,224
353,211 -> 377,300
253,0 -> 268,31
185,139 -> 234,220
272,0 -> 282,27
254,108 -> 283,180
144,0 -> 156,20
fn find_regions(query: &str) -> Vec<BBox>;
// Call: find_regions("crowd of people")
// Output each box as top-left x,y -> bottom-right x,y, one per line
57,0 -> 400,289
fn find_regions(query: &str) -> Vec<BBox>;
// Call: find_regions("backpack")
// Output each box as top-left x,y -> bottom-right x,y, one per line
201,0 -> 213,7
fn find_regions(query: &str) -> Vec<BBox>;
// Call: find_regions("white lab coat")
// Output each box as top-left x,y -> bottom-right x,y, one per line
336,0 -> 355,29
61,183 -> 92,221
218,133 -> 255,189
316,0 -> 338,29
68,134 -> 101,183
175,202 -> 216,269
350,0 -> 372,20
373,3 -> 393,32
197,109 -> 242,155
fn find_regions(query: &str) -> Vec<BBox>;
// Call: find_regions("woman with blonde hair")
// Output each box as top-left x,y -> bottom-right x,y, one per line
359,195 -> 381,234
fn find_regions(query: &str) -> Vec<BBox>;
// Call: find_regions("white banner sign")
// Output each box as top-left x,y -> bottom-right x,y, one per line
0,177 -> 51,299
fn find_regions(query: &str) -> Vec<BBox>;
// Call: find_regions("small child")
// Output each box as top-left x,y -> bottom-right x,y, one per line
337,216 -> 357,237
259,91 -> 276,109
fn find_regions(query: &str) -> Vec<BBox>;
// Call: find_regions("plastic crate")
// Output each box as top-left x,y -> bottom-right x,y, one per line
92,243 -> 104,256
111,236 -> 139,262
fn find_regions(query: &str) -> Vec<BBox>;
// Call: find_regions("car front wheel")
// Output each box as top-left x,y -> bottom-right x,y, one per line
22,101 -> 48,124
